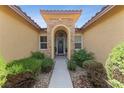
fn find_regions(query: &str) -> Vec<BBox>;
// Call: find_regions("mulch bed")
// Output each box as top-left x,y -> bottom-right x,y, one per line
3,71 -> 53,88
3,72 -> 35,88
69,67 -> 93,88
69,66 -> 111,88
33,71 -> 52,88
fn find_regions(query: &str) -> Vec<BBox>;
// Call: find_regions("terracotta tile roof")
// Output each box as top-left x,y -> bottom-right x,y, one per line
8,5 -> 44,31
75,28 -> 81,32
40,10 -> 82,14
41,28 -> 47,31
80,5 -> 115,31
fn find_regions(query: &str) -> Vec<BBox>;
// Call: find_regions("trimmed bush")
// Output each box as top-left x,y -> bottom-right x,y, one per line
6,57 -> 42,75
0,56 -> 7,87
31,51 -> 45,59
71,49 -> 95,67
84,62 -> 109,87
106,43 -> 124,87
41,57 -> 54,73
67,60 -> 76,71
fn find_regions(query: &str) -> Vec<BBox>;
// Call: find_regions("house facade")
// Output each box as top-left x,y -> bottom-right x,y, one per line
1,5 -> 124,64
39,10 -> 82,59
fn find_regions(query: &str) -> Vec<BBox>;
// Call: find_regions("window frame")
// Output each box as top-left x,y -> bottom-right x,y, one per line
39,35 -> 47,50
74,35 -> 83,50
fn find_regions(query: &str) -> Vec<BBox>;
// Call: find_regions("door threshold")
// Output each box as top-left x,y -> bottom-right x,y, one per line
56,54 -> 65,56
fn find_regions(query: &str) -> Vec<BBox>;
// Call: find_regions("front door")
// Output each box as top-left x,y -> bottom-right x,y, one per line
58,39 -> 64,54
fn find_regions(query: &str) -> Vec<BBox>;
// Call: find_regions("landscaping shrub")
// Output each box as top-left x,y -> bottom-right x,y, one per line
82,60 -> 95,68
4,57 -> 42,88
84,62 -> 109,87
106,43 -> 124,88
31,51 -> 45,59
67,60 -> 76,71
108,79 -> 124,88
71,49 -> 95,67
6,57 -> 42,75
41,57 -> 54,73
0,56 -> 7,87
4,52 -> 54,88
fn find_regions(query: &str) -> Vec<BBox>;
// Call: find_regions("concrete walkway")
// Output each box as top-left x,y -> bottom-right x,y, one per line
49,56 -> 73,88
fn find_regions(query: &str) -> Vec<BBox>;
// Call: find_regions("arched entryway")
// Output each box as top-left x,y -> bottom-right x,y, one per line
51,25 -> 71,59
55,30 -> 67,56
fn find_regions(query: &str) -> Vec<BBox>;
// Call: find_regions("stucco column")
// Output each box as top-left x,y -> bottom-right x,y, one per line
51,31 -> 54,59
68,30 -> 71,60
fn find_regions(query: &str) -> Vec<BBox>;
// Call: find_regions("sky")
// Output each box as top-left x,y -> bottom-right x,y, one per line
20,5 -> 105,28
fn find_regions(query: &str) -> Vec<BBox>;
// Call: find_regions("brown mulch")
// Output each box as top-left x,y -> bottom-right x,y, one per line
33,71 -> 52,88
69,66 -> 111,88
3,72 -> 35,88
69,67 -> 93,88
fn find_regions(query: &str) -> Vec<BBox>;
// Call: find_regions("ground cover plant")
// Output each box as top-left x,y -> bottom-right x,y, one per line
6,57 -> 42,76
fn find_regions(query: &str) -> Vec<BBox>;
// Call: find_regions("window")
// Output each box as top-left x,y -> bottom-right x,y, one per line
75,36 -> 82,49
40,36 -> 47,49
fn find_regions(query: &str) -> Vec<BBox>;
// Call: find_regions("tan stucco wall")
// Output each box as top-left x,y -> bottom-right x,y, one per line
83,6 -> 124,65
0,6 -> 40,62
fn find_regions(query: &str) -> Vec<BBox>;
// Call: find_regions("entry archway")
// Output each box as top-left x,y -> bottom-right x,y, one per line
55,30 -> 67,56
51,24 -> 71,59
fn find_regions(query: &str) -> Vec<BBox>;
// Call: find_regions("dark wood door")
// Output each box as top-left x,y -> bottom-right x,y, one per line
58,39 -> 63,54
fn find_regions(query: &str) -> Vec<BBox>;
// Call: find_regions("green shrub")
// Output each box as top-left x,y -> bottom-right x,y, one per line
71,49 -> 95,67
7,64 -> 24,75
67,60 -> 76,71
31,51 -> 45,59
41,57 -> 54,73
7,57 -> 42,75
82,60 -> 95,68
0,57 -> 7,87
106,43 -> 124,87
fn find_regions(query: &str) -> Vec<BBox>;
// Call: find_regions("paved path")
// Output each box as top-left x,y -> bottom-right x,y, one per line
49,56 -> 73,88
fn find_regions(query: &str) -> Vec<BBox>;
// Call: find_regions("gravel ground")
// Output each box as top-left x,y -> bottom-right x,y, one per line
33,71 -> 52,88
69,66 -> 93,88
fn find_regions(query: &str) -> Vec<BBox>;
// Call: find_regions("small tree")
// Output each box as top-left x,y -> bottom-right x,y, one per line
0,56 -> 7,87
106,43 -> 124,88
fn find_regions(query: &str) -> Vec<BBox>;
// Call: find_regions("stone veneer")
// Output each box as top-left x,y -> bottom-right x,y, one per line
47,18 -> 75,59
40,10 -> 82,59
40,18 -> 77,59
